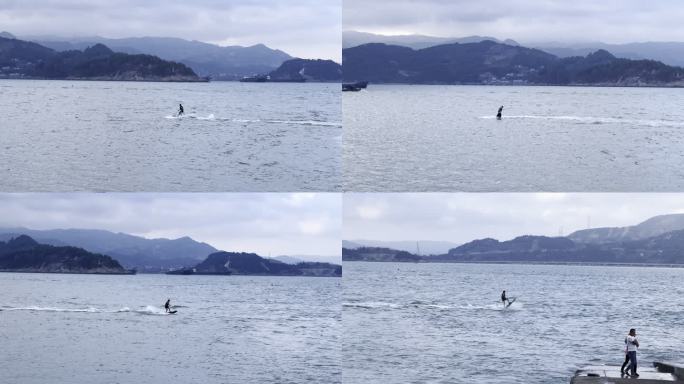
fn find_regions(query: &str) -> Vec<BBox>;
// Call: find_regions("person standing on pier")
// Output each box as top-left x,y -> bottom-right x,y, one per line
620,334 -> 631,375
624,328 -> 639,377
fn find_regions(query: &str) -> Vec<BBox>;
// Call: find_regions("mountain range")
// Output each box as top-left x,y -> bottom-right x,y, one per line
343,40 -> 684,86
567,213 -> 684,243
344,31 -> 684,67
343,214 -> 684,265
533,42 -> 684,68
170,251 -> 342,277
267,58 -> 342,82
23,34 -> 292,80
0,36 -> 201,81
0,235 -> 130,274
0,234 -> 341,277
0,227 -> 339,271
343,30 -> 520,50
0,228 -> 216,272
342,240 -> 460,255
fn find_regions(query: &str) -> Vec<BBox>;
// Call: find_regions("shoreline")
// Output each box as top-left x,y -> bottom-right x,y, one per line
0,270 -> 136,275
0,77 -> 343,84
343,82 -> 684,89
0,270 -> 341,277
0,76 -> 209,83
342,260 -> 684,268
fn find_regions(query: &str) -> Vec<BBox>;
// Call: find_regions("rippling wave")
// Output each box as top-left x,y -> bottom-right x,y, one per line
343,262 -> 684,384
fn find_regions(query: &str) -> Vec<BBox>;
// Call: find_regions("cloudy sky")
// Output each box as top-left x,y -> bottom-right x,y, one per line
0,193 -> 341,259
0,0 -> 341,61
344,193 -> 684,243
345,0 -> 684,44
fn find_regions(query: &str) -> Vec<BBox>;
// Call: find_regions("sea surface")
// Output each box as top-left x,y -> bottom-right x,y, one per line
343,262 -> 684,384
344,85 -> 684,191
0,80 -> 341,191
0,273 -> 340,384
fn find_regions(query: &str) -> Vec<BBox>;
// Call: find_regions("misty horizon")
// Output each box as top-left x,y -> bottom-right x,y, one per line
343,29 -> 684,46
0,0 -> 341,61
0,193 -> 342,258
6,31 -> 289,52
0,225 -> 339,261
344,0 -> 684,46
343,194 -> 684,246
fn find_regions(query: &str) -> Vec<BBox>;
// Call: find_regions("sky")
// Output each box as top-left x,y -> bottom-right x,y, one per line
0,193 -> 342,259
344,0 -> 684,44
0,0 -> 341,61
344,193 -> 684,244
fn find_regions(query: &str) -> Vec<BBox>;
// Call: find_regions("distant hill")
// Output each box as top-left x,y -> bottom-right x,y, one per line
343,30 -> 519,49
0,31 -> 16,39
271,255 -> 304,264
344,31 -> 684,68
268,58 -> 342,82
171,251 -> 342,277
434,232 -> 684,264
27,35 -> 292,80
0,235 -> 130,274
431,235 -> 610,263
0,37 -> 202,81
343,247 -> 421,262
533,41 -> 684,68
0,228 -> 217,272
345,214 -> 684,265
346,233 -> 684,265
568,214 -> 684,244
342,41 -> 684,86
343,239 -> 460,255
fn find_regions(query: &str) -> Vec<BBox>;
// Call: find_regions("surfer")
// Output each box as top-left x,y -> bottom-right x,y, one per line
164,298 -> 171,313
624,328 -> 639,377
501,290 -> 508,307
178,103 -> 184,116
496,106 -> 503,120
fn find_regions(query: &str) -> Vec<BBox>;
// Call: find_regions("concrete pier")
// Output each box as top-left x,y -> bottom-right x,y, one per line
571,362 -> 684,383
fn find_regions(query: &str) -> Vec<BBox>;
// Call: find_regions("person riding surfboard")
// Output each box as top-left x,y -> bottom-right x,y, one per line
178,104 -> 184,116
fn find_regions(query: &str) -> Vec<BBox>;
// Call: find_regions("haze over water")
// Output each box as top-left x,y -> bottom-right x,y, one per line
0,273 -> 341,384
344,85 -> 684,191
343,262 -> 684,384
0,80 -> 341,192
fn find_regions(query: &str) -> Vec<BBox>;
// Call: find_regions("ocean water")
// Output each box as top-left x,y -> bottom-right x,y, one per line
0,80 -> 341,191
0,273 -> 340,384
344,85 -> 684,191
343,262 -> 684,384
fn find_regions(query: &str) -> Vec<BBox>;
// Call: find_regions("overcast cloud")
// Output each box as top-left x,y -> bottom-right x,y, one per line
344,193 -> 684,244
0,0 -> 341,61
0,193 -> 341,259
345,0 -> 684,44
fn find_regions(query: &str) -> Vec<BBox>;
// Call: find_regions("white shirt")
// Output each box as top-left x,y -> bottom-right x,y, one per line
625,335 -> 638,352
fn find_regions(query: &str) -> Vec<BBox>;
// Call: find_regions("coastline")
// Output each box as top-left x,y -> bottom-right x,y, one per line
342,82 -> 684,88
342,260 -> 684,268
0,269 -> 137,275
0,76 -> 209,83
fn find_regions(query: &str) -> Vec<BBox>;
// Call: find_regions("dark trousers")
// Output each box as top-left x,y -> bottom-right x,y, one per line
621,353 -> 630,373
627,351 -> 637,374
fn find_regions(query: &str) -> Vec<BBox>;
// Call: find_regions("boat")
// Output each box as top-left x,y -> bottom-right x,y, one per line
239,74 -> 269,83
166,268 -> 196,275
342,81 -> 369,92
